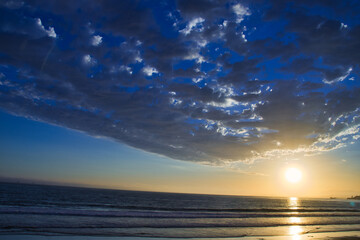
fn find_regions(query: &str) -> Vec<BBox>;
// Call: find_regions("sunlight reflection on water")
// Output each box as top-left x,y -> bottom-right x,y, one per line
289,197 -> 299,210
289,216 -> 301,224
288,197 -> 303,240
289,225 -> 303,240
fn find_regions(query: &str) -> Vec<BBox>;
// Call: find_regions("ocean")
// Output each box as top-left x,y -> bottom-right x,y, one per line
0,182 -> 359,239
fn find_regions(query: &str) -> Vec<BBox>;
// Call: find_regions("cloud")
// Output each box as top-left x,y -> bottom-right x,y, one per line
232,3 -> 251,23
82,54 -> 97,66
36,18 -> 57,38
0,8 -> 57,39
90,35 -> 102,46
0,0 -> 359,165
142,66 -> 158,76
323,67 -> 353,84
179,17 -> 205,35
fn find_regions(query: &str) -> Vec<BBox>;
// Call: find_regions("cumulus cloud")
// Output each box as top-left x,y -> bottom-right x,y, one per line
36,18 -> 57,38
0,0 -> 359,165
232,3 -> 251,23
0,9 -> 57,39
142,66 -> 158,76
90,35 -> 102,46
82,54 -> 97,66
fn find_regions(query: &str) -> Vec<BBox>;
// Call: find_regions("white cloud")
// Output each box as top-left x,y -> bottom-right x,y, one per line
170,97 -> 182,106
82,54 -> 96,66
180,17 -> 205,35
110,65 -> 132,75
340,23 -> 348,29
184,51 -> 205,64
207,98 -> 238,108
310,124 -> 360,153
222,20 -> 228,28
36,18 -> 57,38
136,40 -> 142,46
133,50 -> 143,63
242,121 -> 360,163
119,65 -> 132,74
192,77 -> 203,83
143,66 -> 158,76
196,39 -> 208,47
46,27 -> 57,38
216,85 -> 235,97
232,4 -> 251,23
323,67 -> 352,84
91,35 -> 102,46
134,56 -> 143,63
241,32 -> 247,42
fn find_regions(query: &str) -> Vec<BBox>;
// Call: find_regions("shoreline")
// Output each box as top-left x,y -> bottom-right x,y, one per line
0,231 -> 360,240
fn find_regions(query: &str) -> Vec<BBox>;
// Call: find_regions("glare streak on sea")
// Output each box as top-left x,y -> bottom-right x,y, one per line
0,183 -> 359,239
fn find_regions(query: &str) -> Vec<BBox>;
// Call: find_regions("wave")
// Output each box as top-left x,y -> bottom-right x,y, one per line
1,202 -> 360,213
1,206 -> 360,219
108,206 -> 360,212
2,220 -> 360,229
1,208 -> 360,230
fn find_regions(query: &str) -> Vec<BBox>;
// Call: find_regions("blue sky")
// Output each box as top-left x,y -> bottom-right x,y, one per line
0,0 -> 360,196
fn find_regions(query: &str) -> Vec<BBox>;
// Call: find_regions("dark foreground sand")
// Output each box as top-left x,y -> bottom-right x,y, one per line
1,231 -> 360,240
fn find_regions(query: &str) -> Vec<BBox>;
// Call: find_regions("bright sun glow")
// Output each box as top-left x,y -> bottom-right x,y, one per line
285,168 -> 302,183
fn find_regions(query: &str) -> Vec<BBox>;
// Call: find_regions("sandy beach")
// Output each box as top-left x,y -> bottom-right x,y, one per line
1,231 -> 360,240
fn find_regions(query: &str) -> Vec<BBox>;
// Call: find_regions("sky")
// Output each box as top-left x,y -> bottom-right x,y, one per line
0,0 -> 360,197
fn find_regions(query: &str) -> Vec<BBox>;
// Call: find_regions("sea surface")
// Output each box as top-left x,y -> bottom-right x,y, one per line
0,182 -> 359,239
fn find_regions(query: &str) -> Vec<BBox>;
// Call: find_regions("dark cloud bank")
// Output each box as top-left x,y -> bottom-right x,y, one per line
0,0 -> 360,164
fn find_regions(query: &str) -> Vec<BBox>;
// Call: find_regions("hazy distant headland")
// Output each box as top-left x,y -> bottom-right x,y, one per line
348,196 -> 360,200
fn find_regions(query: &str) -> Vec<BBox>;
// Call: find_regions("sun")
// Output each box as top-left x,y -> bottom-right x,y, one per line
285,167 -> 302,183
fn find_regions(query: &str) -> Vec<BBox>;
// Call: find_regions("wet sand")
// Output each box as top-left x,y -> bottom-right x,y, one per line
0,231 -> 360,240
